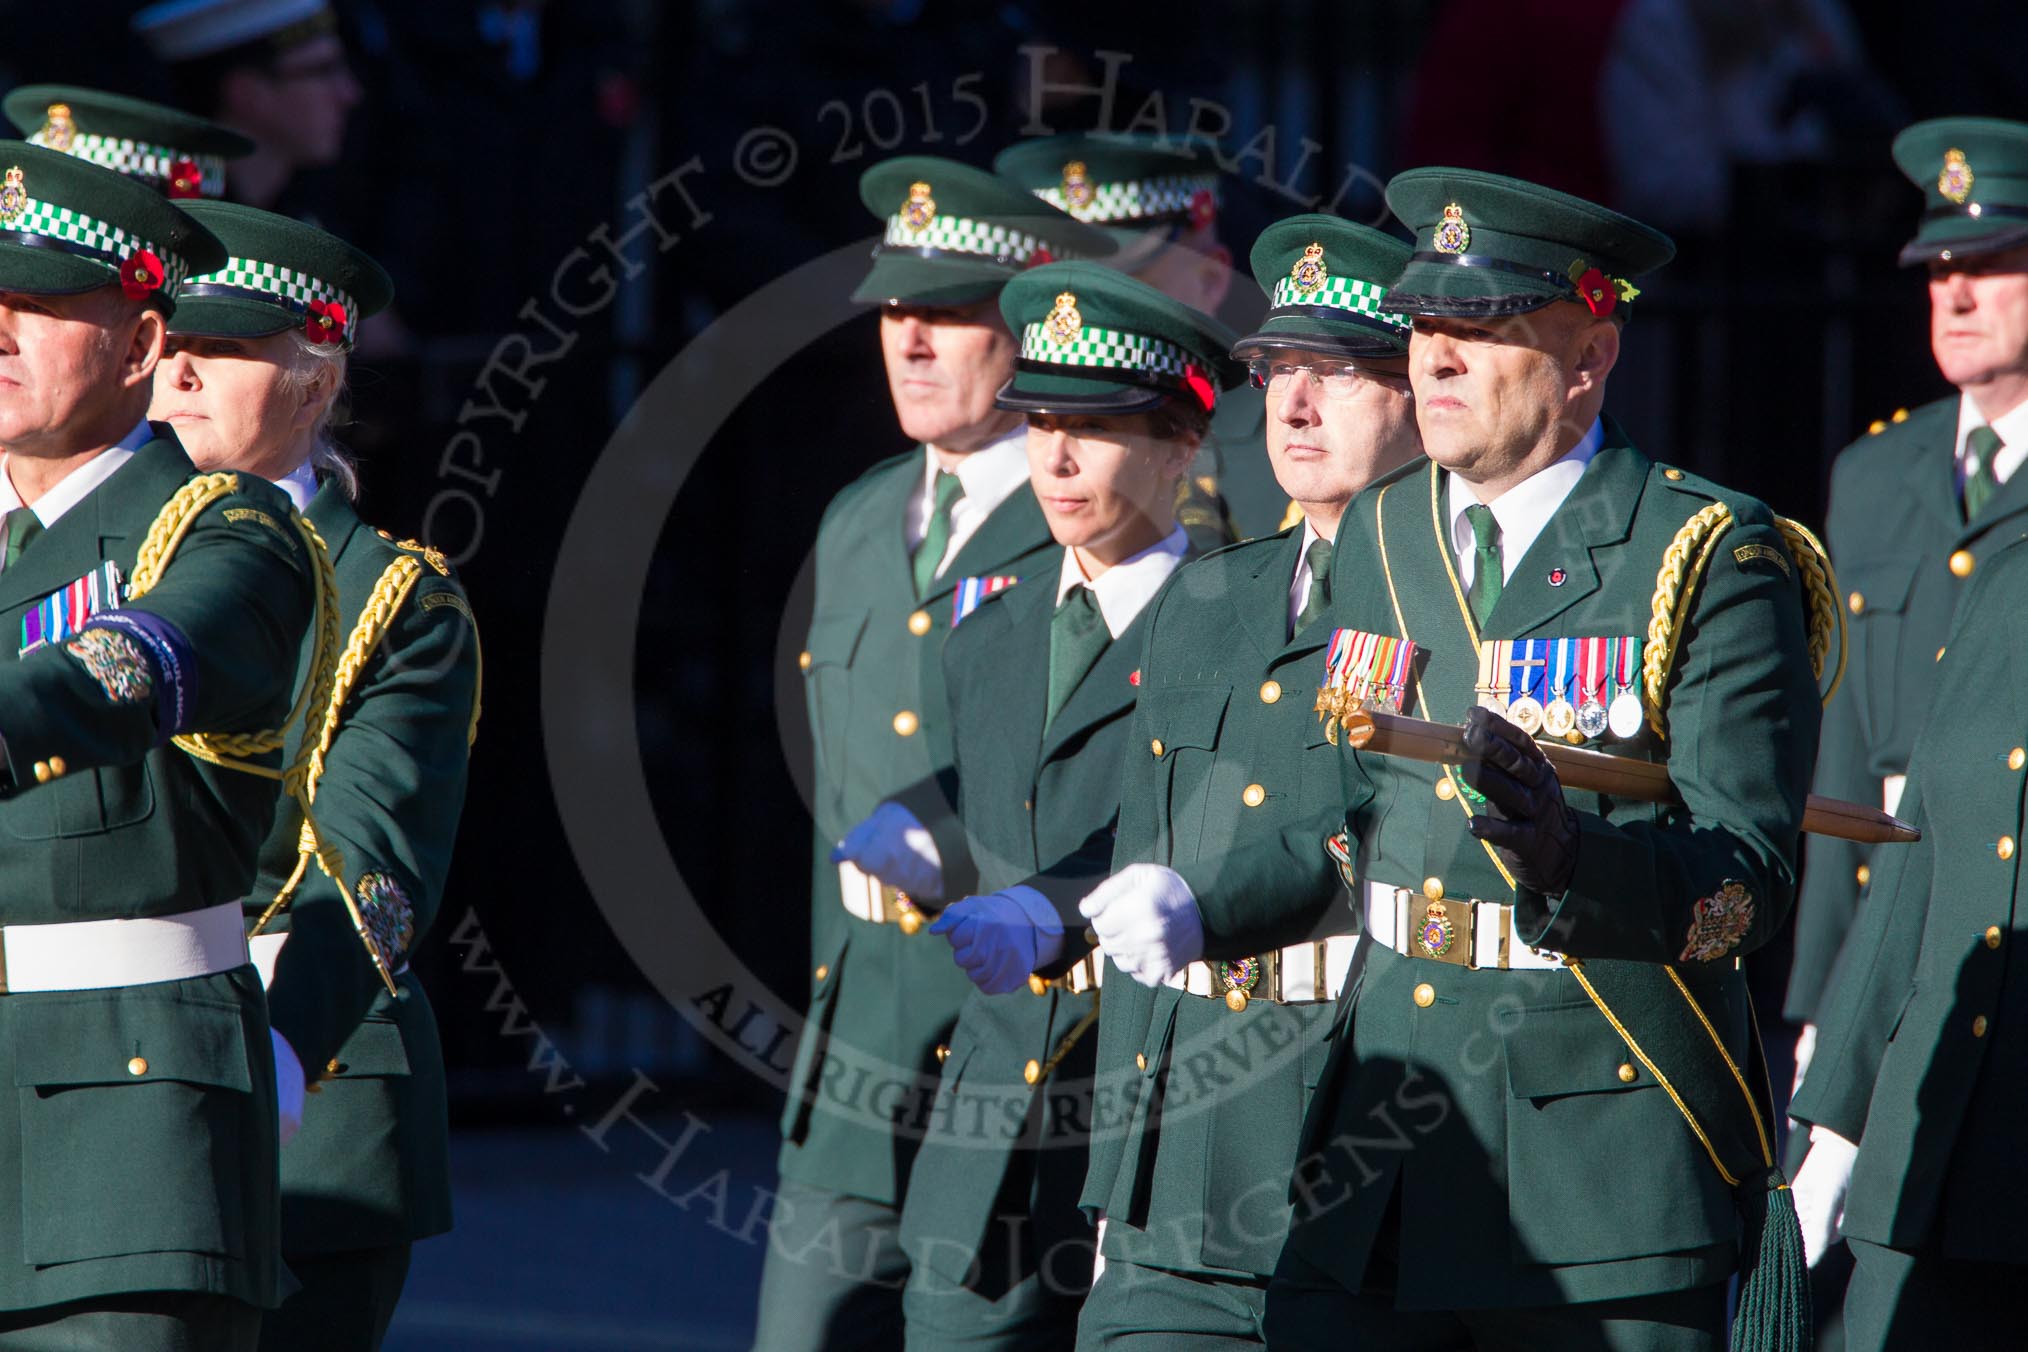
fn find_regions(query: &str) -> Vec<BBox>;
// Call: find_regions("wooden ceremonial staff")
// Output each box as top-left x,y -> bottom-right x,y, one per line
1336,709 -> 1919,846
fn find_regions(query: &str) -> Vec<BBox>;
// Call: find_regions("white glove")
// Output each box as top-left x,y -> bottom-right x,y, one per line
929,887 -> 1065,995
1080,863 -> 1203,986
1092,1215 -> 1107,1285
832,802 -> 944,899
1791,1125 -> 1859,1267
272,1029 -> 305,1147
1792,1023 -> 1817,1101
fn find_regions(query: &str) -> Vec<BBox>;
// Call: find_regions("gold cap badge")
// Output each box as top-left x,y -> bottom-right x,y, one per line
901,180 -> 936,231
1290,241 -> 1328,294
0,167 -> 26,226
1046,290 -> 1082,344
1434,202 -> 1471,255
1062,159 -> 1093,211
1939,147 -> 1974,205
39,103 -> 74,152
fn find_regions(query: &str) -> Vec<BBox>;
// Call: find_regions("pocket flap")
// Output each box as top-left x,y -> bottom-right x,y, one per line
805,608 -> 870,669
1843,558 -> 1921,616
1504,1002 -> 1652,1100
1153,685 -> 1230,754
15,992 -> 251,1092
324,1016 -> 411,1078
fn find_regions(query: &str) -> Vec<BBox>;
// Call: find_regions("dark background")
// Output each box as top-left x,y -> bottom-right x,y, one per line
2,3 -> 2022,1342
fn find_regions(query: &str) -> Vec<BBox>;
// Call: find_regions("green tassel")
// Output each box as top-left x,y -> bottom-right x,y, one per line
1731,1168 -> 1813,1352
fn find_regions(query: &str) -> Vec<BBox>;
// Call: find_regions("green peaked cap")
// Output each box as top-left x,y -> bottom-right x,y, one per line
1383,167 -> 1675,319
3,85 -> 252,199
994,132 -> 1221,269
853,155 -> 1114,308
996,259 -> 1243,417
1236,213 -> 1413,359
1891,117 -> 2028,266
0,139 -> 223,309
169,201 -> 392,350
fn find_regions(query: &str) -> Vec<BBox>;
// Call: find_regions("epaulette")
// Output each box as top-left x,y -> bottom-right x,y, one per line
373,528 -> 452,576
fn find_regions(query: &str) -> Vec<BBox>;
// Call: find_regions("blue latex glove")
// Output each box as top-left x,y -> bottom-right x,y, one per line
831,801 -> 944,899
928,887 -> 1065,995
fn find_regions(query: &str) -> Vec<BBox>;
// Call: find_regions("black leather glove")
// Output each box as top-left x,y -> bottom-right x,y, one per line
1459,705 -> 1580,895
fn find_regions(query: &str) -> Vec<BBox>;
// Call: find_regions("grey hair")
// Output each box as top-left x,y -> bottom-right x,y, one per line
282,329 -> 358,500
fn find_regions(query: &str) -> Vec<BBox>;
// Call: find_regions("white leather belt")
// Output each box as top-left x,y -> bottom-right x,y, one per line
1363,881 -> 1564,971
0,901 -> 249,994
246,929 -> 410,991
1027,955 -> 1102,996
1883,774 -> 1906,818
837,860 -> 925,931
1169,936 -> 1359,1009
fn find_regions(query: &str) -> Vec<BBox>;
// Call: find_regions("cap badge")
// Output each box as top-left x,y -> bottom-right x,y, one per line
0,167 -> 26,226
39,103 -> 74,153
1434,202 -> 1471,255
1939,147 -> 1974,206
901,180 -> 936,231
1290,242 -> 1328,295
1061,160 -> 1094,211
1046,290 -> 1083,345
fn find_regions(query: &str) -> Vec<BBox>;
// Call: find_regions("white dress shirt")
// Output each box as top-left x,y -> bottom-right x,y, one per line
1954,393 -> 2028,495
1055,526 -> 1190,639
0,420 -> 154,569
1447,419 -> 1605,590
274,461 -> 319,512
907,427 -> 1031,581
1287,518 -> 1330,636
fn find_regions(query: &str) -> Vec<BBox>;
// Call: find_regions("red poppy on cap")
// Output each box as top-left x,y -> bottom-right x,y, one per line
166,159 -> 203,199
1574,267 -> 1615,318
1188,189 -> 1215,232
1027,246 -> 1054,269
1182,363 -> 1216,414
119,249 -> 164,301
304,297 -> 348,345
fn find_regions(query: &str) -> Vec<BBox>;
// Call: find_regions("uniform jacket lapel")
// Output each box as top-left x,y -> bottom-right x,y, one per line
1229,527 -> 1307,663
1485,428 -> 1647,637
0,433 -> 190,617
1958,448 -> 2028,548
924,485 -> 1050,607
975,577 -> 1051,768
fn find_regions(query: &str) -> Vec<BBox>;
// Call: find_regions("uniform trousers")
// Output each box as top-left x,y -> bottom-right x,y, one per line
0,1293 -> 260,1351
259,1244 -> 413,1351
1075,1256 -> 1267,1350
751,1178 -> 909,1352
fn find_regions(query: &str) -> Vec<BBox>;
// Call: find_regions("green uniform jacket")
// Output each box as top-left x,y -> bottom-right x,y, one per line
1080,527 -> 1353,1280
252,484 -> 477,1254
1180,434 -> 1821,1306
1790,535 -> 2028,1262
784,447 -> 1058,1206
1790,398 -> 2028,1021
896,560 -> 1165,1288
0,431 -> 313,1311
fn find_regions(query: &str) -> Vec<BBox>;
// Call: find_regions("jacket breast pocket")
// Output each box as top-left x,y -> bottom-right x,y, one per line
1153,686 -> 1230,864
1842,557 -> 1921,753
13,990 -> 257,1266
803,608 -> 869,790
1,762 -> 155,841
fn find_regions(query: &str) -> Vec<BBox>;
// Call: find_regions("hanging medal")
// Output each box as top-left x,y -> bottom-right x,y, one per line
1379,633 -> 1414,712
1506,637 -> 1546,735
1608,635 -> 1645,739
1576,636 -> 1610,739
1478,638 -> 1510,716
1347,629 -> 1378,709
1542,637 -> 1578,739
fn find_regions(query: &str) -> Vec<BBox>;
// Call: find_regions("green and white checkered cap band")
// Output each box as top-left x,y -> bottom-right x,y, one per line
882,211 -> 1046,263
1019,321 -> 1192,379
0,193 -> 190,288
1268,274 -> 1410,330
1035,174 -> 1218,224
29,131 -> 226,197
184,255 -> 354,315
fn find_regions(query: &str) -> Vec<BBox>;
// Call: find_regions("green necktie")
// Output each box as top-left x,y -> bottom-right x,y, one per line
1465,502 -> 1502,627
912,469 -> 965,597
1046,585 -> 1110,728
1965,425 -> 2003,522
3,507 -> 41,571
1295,537 -> 1333,635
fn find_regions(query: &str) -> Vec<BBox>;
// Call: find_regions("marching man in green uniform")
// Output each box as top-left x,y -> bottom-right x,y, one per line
860,263 -> 1234,1349
0,140 -> 318,1348
150,203 -> 478,1350
1788,532 -> 2028,1346
995,133 -> 1271,544
762,157 -> 1109,1352
1073,215 -> 1420,1350
1080,170 -> 1832,1349
1787,116 -> 2028,1100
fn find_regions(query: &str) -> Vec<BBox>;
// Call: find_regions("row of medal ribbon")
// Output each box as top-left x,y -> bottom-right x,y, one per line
1313,628 -> 1648,743
1478,636 -> 1646,741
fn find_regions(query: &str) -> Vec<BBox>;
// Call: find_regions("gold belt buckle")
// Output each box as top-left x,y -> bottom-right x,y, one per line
1407,892 -> 1473,967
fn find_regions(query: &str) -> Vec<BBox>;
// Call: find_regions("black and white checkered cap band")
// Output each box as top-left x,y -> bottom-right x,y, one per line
1019,322 -> 1191,379
1036,174 -> 1218,224
180,256 -> 357,341
29,131 -> 227,198
1269,274 -> 1410,330
882,212 -> 1046,264
0,194 -> 189,288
